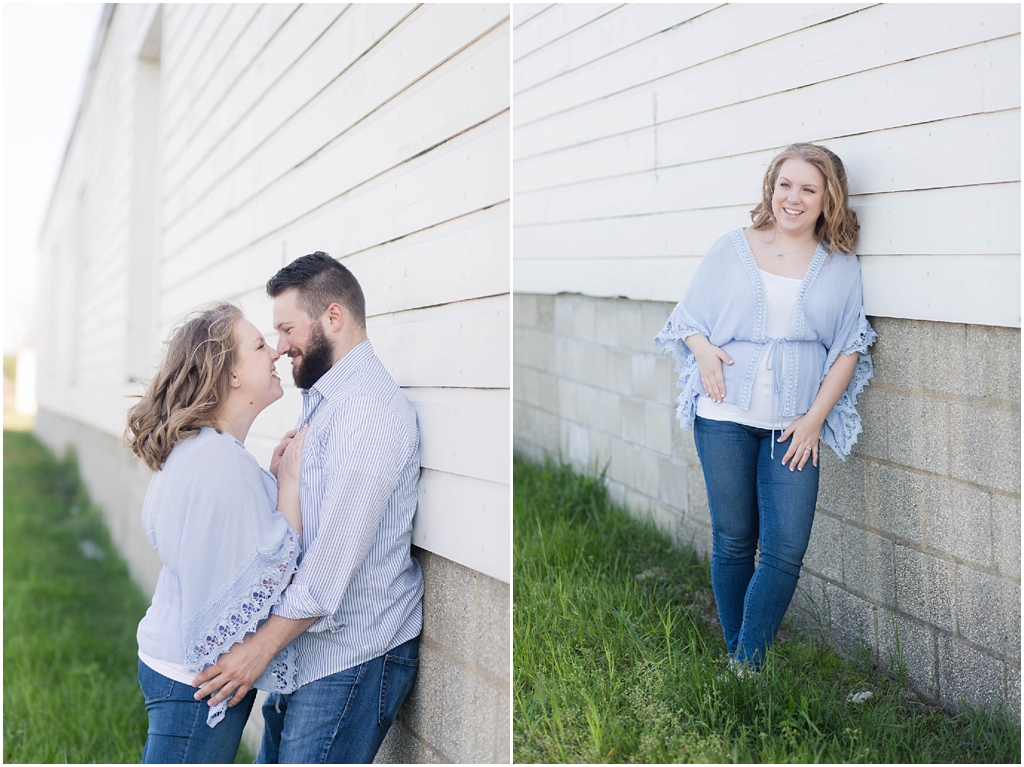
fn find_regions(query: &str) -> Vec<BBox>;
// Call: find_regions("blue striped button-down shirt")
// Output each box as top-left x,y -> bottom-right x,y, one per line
271,339 -> 423,685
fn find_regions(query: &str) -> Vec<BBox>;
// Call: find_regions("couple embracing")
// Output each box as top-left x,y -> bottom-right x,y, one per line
125,253 -> 422,763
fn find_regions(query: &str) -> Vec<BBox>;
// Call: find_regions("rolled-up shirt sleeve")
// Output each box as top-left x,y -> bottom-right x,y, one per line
272,397 -> 409,631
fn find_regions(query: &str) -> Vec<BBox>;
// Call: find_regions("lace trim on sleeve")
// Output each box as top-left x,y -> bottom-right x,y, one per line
822,341 -> 876,459
653,303 -> 705,431
182,526 -> 300,685
840,314 -> 878,356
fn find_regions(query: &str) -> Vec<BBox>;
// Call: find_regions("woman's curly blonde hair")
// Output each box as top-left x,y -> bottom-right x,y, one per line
750,143 -> 860,255
125,303 -> 242,471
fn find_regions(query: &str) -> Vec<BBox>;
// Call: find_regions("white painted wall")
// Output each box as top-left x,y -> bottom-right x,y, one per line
38,3 -> 511,582
512,3 -> 1021,329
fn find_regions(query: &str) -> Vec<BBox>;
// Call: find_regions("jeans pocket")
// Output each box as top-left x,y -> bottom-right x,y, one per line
138,660 -> 176,704
378,654 -> 418,730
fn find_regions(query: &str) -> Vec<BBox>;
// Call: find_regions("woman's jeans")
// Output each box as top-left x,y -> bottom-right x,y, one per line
138,659 -> 256,763
693,416 -> 820,668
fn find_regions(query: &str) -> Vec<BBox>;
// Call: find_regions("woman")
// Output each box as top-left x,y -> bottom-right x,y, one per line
125,303 -> 306,762
655,143 -> 876,672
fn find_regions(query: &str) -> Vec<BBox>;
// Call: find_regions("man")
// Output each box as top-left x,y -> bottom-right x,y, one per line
193,252 -> 424,763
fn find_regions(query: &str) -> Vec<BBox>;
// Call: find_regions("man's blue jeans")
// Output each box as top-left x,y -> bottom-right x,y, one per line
138,659 -> 256,763
693,417 -> 819,668
257,636 -> 419,764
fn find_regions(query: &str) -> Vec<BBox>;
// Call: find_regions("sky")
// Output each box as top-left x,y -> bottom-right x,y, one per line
3,3 -> 104,354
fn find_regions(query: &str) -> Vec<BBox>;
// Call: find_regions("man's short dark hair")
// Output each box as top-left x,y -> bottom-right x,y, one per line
267,251 -> 366,329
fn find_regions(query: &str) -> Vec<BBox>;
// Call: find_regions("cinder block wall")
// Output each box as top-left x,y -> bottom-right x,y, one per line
32,414 -> 510,763
513,292 -> 1020,717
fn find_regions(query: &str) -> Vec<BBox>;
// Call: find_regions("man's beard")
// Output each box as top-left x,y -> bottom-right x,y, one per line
292,321 -> 335,390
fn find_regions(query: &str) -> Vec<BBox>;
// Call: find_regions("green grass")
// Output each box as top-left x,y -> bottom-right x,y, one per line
2,430 -> 256,763
513,454 -> 1020,763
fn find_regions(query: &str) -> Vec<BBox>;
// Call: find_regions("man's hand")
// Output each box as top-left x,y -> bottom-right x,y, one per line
270,429 -> 298,478
192,632 -> 275,708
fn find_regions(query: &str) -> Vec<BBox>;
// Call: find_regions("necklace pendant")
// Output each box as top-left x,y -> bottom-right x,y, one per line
776,252 -> 784,259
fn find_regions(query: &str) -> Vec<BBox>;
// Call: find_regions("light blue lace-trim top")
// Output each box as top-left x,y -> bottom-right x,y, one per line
654,229 -> 877,458
137,428 -> 301,699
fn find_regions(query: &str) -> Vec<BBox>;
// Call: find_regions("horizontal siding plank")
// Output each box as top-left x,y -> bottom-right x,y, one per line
163,3 -> 413,226
514,3 -> 717,94
162,3 -> 318,186
161,4 -> 263,136
861,254 -> 1020,328
162,111 -> 509,291
515,111 -> 1022,221
369,294 -> 510,388
512,4 -> 552,28
514,253 -> 1022,329
164,11 -> 510,255
351,203 -> 510,317
517,109 -> 1021,196
515,184 -> 1021,260
160,4 -> 299,149
512,3 -> 618,62
160,201 -> 509,326
854,183 -> 1021,256
160,3 -> 233,113
407,388 -> 510,483
414,468 -> 510,583
514,3 -> 869,128
514,3 -> 1016,148
515,33 -> 1021,168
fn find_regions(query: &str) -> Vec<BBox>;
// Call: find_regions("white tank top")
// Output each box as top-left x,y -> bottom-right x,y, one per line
697,268 -> 805,429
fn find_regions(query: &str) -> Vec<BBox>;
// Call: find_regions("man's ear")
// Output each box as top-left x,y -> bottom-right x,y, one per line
324,302 -> 345,332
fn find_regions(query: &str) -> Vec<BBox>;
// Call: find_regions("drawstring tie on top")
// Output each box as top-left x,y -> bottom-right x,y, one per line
765,338 -> 785,460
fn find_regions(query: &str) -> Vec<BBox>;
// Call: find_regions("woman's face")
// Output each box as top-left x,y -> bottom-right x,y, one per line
771,158 -> 826,238
229,318 -> 284,411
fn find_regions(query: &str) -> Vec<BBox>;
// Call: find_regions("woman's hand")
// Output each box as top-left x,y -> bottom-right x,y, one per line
270,429 -> 297,478
278,426 -> 307,487
685,334 -> 733,403
778,413 -> 825,471
276,426 -> 307,537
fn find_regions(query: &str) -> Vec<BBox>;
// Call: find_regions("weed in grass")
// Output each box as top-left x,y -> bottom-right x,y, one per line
513,454 -> 1021,764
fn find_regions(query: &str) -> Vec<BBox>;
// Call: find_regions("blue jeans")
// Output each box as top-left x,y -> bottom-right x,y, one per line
693,417 -> 819,668
138,659 -> 256,763
257,636 -> 419,764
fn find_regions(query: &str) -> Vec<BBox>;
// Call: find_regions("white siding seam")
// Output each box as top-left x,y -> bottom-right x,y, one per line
160,5 -> 265,139
162,4 -> 343,186
160,4 -> 233,114
161,108 -> 510,282
511,3 -> 624,66
513,3 -> 726,91
369,291 -> 511,320
515,108 -> 1022,195
160,4 -> 307,174
515,71 -> 1020,163
402,386 -> 511,391
163,190 -> 508,297
160,3 -> 217,101
855,180 -> 1020,198
512,4 -> 870,113
512,4 -> 554,31
164,12 -> 507,233
515,27 -> 1017,141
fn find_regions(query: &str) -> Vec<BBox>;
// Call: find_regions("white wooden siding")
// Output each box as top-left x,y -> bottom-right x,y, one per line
38,3 -> 511,583
513,3 -> 1022,328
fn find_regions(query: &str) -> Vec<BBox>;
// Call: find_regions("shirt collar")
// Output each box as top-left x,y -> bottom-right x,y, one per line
306,338 -> 374,401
